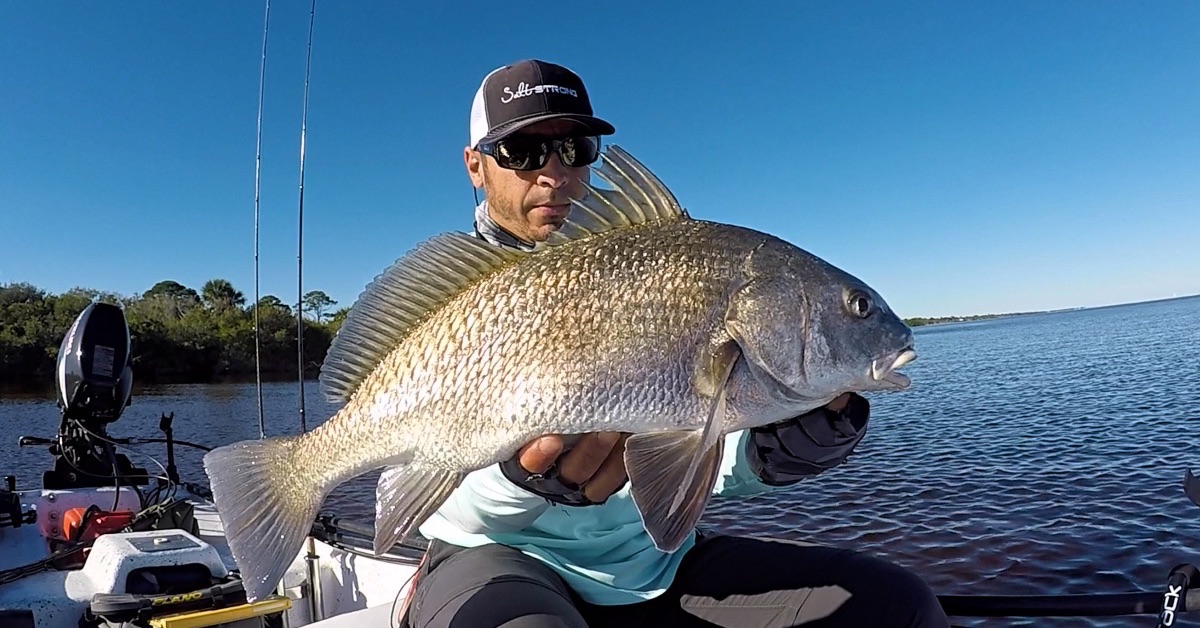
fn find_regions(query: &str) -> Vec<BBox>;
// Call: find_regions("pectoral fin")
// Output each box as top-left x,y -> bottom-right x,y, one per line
626,431 -> 724,552
626,337 -> 739,552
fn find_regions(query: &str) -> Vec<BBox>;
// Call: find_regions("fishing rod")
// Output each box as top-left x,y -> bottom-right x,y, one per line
251,0 -> 272,441
292,0 -> 322,622
294,0 -> 315,437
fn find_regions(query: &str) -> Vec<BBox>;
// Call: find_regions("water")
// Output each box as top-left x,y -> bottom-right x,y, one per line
3,296 -> 1198,626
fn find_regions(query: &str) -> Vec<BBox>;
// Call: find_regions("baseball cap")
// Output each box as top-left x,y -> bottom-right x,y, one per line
469,59 -> 616,148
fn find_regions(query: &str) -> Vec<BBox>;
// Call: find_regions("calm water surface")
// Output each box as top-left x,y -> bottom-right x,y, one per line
3,296 -> 1198,626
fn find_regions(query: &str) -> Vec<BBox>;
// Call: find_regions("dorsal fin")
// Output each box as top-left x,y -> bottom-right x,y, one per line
546,145 -> 689,246
321,146 -> 682,402
318,232 -> 524,403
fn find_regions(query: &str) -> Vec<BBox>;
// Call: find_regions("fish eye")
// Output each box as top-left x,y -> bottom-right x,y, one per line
846,290 -> 873,319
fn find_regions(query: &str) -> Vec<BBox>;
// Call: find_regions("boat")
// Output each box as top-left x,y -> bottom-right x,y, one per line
0,302 -> 425,628
4,298 -> 1200,628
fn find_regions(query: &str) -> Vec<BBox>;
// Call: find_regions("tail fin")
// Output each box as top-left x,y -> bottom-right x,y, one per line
203,435 -> 323,602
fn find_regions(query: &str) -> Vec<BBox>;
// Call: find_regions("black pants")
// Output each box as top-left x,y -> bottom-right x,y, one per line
406,535 -> 948,628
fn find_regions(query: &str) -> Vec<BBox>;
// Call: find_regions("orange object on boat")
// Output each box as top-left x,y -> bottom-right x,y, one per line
62,506 -> 135,543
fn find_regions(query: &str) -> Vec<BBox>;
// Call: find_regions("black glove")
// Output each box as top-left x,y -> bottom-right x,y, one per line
498,456 -> 609,507
746,393 -> 870,486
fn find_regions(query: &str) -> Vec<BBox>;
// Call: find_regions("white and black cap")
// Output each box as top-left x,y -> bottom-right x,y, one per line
469,59 -> 616,148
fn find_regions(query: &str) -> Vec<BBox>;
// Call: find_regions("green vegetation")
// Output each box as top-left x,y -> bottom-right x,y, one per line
0,281 -> 346,387
906,314 -> 1000,327
904,311 -> 1043,327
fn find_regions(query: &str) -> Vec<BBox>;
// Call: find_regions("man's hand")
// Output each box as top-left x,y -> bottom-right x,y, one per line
516,432 -> 630,503
511,394 -> 852,503
746,391 -> 870,486
824,392 -> 851,413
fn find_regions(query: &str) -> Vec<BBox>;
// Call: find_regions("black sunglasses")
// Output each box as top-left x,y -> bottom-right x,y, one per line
477,135 -> 601,171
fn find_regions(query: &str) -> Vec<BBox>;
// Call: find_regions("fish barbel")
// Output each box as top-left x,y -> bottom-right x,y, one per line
203,145 -> 916,601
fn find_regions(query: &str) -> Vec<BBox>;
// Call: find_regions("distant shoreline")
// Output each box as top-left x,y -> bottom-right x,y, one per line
903,293 -> 1199,327
904,310 -> 1047,327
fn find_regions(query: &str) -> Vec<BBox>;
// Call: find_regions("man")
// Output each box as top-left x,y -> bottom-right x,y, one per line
406,59 -> 948,628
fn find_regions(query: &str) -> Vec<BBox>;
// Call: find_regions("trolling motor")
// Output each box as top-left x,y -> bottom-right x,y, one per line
19,302 -> 147,489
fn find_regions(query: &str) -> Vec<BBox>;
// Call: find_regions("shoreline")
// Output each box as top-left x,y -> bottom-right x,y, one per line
904,293 -> 1198,328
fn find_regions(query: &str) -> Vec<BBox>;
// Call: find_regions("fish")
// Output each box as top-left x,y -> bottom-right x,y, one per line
203,145 -> 917,601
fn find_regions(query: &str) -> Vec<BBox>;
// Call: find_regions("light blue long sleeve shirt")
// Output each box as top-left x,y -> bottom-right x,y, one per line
418,430 -> 781,605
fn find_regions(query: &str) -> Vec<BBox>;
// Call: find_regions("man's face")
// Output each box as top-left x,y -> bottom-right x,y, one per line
465,119 -> 592,244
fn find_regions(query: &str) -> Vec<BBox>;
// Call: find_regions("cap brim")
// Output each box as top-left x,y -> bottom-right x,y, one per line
476,113 -> 616,147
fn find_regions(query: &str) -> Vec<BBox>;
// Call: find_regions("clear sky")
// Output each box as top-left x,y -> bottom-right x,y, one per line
2,2 -> 1197,319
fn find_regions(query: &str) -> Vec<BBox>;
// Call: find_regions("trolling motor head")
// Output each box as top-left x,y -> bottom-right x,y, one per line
55,302 -> 133,427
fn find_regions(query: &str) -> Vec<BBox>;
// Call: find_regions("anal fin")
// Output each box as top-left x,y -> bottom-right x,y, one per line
374,465 -> 462,554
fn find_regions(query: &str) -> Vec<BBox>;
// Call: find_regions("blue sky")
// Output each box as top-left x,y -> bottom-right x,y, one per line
1,2 -> 1196,318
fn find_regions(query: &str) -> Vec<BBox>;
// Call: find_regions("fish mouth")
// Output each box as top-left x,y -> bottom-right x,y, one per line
870,347 -> 917,388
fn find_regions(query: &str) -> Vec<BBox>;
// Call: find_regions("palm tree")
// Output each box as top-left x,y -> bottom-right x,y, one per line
201,279 -> 245,310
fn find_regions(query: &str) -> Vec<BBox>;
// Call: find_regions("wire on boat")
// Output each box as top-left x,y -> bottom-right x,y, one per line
80,431 -> 213,452
121,437 -> 212,452
53,432 -> 143,510
316,538 -> 420,565
0,544 -> 87,586
105,445 -> 122,512
389,559 -> 421,628
58,419 -> 187,508
62,415 -> 213,453
313,513 -> 429,556
125,446 -> 176,506
251,0 -> 273,441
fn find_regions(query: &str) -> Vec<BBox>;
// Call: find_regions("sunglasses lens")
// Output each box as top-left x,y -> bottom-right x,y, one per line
493,137 -> 546,171
485,135 -> 602,171
559,136 -> 600,167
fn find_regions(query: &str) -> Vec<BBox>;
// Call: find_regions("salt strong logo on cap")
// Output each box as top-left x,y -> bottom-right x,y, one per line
469,59 -> 616,148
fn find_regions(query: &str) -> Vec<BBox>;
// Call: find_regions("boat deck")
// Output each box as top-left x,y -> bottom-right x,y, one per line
0,485 -> 421,628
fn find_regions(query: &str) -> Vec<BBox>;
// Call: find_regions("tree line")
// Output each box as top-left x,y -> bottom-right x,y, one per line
1,277 -> 1025,388
0,280 -> 347,388
904,313 -> 1035,327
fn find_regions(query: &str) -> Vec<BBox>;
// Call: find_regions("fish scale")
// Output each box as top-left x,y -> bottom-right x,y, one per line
342,224 -> 741,452
203,145 -> 916,602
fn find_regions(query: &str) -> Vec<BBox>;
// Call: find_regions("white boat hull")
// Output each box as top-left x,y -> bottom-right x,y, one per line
0,486 -> 421,628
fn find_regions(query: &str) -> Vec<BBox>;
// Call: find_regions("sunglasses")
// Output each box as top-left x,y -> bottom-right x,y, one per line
477,135 -> 601,171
